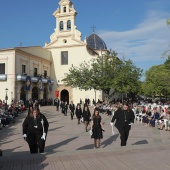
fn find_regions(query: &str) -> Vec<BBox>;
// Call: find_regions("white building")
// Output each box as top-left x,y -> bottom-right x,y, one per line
0,46 -> 52,105
0,0 -> 114,105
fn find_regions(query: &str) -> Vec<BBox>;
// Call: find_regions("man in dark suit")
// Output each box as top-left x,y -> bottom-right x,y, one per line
111,102 -> 135,146
54,98 -> 60,111
69,101 -> 75,120
64,101 -> 68,116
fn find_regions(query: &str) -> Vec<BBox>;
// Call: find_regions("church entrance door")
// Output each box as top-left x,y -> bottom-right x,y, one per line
60,89 -> 69,104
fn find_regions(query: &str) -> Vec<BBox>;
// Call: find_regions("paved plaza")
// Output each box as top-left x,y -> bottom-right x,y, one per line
0,106 -> 170,170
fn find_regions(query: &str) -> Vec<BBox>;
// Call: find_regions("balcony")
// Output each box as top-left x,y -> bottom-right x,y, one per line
16,74 -> 53,84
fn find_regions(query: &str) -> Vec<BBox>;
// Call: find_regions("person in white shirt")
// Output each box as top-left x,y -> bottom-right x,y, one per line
158,109 -> 168,130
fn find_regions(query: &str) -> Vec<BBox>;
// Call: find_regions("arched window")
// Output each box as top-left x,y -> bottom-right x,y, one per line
63,6 -> 66,12
60,21 -> 63,31
67,20 -> 71,30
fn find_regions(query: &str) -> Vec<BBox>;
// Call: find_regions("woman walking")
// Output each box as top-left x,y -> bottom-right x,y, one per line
83,105 -> 91,132
90,108 -> 104,148
75,104 -> 82,124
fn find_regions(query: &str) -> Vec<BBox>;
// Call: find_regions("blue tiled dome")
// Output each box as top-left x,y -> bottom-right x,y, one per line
86,33 -> 107,50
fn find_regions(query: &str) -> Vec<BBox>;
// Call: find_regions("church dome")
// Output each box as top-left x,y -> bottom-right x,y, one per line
86,33 -> 107,50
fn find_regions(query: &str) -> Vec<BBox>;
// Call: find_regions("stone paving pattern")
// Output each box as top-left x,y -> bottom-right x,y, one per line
0,106 -> 170,170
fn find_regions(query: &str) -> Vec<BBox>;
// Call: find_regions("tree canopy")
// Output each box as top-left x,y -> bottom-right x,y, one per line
62,50 -> 143,100
142,19 -> 170,99
162,18 -> 170,59
143,56 -> 170,98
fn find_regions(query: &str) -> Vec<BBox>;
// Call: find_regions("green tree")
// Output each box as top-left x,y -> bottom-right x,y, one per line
162,18 -> 170,59
143,63 -> 170,99
62,50 -> 143,101
167,18 -> 170,26
114,59 -> 143,102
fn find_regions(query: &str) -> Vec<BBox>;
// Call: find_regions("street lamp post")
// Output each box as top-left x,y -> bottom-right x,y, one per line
5,88 -> 8,110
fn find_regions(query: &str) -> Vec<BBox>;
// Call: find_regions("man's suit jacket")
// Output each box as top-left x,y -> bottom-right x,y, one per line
111,108 -> 135,130
69,104 -> 75,112
54,99 -> 60,107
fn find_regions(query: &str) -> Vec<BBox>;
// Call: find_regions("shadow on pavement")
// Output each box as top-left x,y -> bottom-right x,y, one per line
48,120 -> 58,124
0,151 -> 48,170
0,112 -> 27,149
48,126 -> 64,132
46,136 -> 78,152
0,136 -> 79,169
132,139 -> 148,145
76,134 -> 119,150
77,144 -> 94,150
101,133 -> 119,148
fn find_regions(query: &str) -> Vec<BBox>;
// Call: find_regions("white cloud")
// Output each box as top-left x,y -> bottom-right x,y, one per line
98,10 -> 170,63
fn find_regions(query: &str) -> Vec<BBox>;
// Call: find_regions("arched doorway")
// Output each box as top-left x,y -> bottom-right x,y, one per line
20,86 -> 26,104
60,89 -> 69,103
32,87 -> 39,101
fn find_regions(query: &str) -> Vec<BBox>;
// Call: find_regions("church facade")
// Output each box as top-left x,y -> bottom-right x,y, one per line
0,0 -> 116,105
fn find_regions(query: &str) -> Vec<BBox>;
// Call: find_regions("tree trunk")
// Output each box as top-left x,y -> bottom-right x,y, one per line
121,92 -> 124,103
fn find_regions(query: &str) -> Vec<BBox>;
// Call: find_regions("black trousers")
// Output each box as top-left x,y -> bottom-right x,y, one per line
27,133 -> 45,153
56,106 -> 59,111
64,110 -> 67,116
1,119 -> 7,126
118,126 -> 130,146
70,111 -> 74,119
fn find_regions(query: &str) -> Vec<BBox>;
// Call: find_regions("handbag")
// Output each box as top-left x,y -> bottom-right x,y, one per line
80,117 -> 84,122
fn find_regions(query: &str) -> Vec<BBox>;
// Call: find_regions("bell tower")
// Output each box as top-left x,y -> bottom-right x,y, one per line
49,0 -> 82,43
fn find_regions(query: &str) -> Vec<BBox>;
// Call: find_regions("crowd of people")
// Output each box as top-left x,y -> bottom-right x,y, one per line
0,99 -> 26,129
24,98 -> 53,108
54,98 -> 106,148
1,96 -> 170,154
0,98 -> 49,154
54,99 -> 92,132
54,98 -> 137,148
0,98 -> 44,129
134,103 -> 170,130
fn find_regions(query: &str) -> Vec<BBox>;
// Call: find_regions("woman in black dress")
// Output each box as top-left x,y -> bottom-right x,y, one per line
90,109 -> 104,148
83,105 -> 91,132
75,104 -> 82,124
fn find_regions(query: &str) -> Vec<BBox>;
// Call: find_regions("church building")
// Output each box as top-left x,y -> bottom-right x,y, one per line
0,0 -> 111,105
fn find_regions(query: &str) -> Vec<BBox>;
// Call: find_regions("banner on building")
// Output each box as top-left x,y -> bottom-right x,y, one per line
38,77 -> 43,91
25,76 -> 31,91
55,90 -> 59,97
48,79 -> 52,92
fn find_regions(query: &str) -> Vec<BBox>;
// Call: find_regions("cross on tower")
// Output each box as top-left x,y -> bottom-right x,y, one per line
91,25 -> 96,33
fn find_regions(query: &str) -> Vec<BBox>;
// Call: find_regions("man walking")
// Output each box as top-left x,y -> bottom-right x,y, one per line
111,102 -> 135,146
69,101 -> 75,120
54,98 -> 60,111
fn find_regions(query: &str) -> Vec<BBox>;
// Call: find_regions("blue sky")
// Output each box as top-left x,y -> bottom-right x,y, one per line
0,0 -> 170,80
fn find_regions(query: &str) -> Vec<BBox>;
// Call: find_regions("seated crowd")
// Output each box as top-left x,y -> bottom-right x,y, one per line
134,103 -> 170,131
92,98 -> 170,132
0,99 -> 26,129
